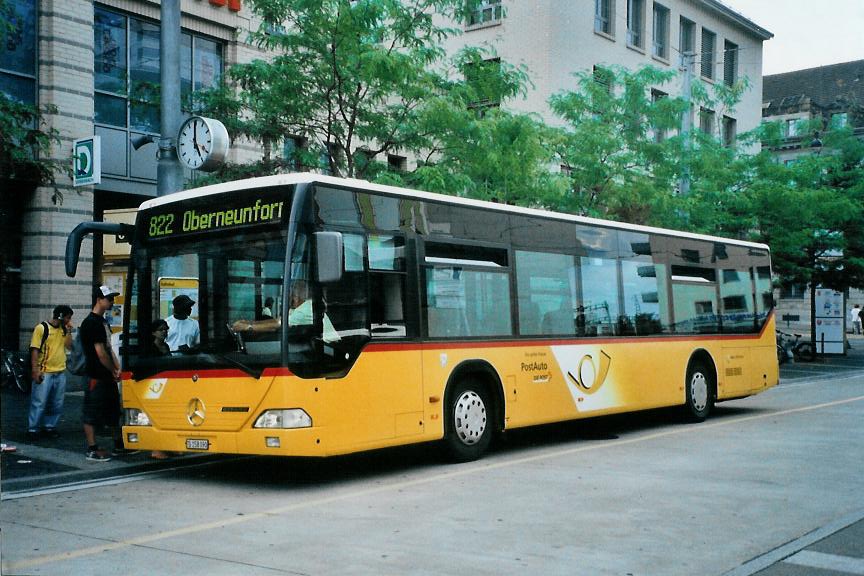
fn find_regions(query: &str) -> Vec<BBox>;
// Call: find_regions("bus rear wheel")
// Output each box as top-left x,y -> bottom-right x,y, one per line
443,379 -> 492,462
684,361 -> 714,422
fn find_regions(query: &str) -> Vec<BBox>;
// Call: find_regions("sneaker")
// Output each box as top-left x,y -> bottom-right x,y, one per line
86,448 -> 112,461
43,429 -> 60,439
111,447 -> 140,457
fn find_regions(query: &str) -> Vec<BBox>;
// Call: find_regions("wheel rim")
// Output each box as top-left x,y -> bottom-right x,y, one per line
453,390 -> 487,445
690,372 -> 708,412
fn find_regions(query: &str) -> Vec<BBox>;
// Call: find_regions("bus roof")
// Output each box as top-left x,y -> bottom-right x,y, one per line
139,173 -> 770,251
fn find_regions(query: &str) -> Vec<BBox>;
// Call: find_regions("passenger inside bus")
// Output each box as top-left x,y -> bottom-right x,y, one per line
166,294 -> 200,352
151,319 -> 170,356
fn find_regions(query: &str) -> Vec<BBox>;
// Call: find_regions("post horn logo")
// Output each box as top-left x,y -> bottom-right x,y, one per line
567,351 -> 612,394
187,398 -> 206,426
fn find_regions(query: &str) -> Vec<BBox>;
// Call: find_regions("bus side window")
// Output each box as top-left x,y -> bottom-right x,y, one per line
369,235 -> 407,338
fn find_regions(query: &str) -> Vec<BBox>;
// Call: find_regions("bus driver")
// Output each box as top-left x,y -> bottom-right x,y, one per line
231,281 -> 339,342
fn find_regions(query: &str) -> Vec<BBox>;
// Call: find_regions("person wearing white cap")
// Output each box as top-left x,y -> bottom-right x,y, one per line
79,285 -> 125,461
166,294 -> 200,352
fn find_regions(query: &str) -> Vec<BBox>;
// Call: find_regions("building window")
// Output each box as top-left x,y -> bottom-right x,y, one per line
595,0 -> 614,36
319,143 -> 343,175
699,108 -> 715,135
0,0 -> 38,105
593,65 -> 614,95
466,57 -> 503,113
651,89 -> 667,142
387,154 -> 407,172
679,17 -> 695,66
785,119 -> 800,138
722,116 -> 736,147
283,136 -> 306,170
779,284 -> 806,299
701,28 -> 716,80
467,0 -> 502,27
94,6 -> 223,134
652,3 -> 670,60
830,112 -> 848,129
723,40 -> 738,86
626,0 -> 644,49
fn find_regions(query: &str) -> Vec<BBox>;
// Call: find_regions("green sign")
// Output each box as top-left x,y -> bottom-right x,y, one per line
73,136 -> 101,186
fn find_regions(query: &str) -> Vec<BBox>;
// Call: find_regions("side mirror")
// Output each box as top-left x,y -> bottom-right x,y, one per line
315,231 -> 344,283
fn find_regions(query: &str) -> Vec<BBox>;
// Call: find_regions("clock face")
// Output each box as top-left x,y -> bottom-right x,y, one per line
177,117 -> 212,170
176,116 -> 230,171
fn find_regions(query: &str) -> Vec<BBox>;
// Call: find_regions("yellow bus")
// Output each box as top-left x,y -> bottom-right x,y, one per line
67,174 -> 778,462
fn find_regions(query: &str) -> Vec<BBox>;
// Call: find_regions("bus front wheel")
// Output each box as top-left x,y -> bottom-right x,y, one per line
684,361 -> 714,422
443,379 -> 492,462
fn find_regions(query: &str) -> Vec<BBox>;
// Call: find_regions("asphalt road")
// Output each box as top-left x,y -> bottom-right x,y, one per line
2,360 -> 863,575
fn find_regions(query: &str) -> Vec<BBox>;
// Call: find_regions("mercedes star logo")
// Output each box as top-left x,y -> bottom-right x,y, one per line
187,397 -> 206,427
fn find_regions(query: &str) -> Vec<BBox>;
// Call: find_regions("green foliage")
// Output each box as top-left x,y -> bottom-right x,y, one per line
548,65 -> 687,224
197,0 -> 480,179
0,91 -> 66,201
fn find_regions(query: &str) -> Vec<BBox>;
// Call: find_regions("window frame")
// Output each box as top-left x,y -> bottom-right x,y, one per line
701,28 -> 716,80
723,40 -> 738,86
679,17 -> 695,66
626,0 -> 645,49
94,6 -> 224,135
594,0 -> 615,37
652,3 -> 670,61
0,0 -> 38,105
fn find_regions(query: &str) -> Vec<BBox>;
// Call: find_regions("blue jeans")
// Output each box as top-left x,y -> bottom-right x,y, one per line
28,371 -> 67,432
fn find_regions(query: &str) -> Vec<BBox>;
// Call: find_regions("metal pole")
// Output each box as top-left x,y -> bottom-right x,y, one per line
158,0 -> 184,197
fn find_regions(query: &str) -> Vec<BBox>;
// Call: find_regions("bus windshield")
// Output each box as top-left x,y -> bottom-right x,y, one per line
128,227 -> 288,379
126,183 -> 373,380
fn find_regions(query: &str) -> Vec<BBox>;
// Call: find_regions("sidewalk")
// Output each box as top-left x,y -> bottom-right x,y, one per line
0,381 -> 218,494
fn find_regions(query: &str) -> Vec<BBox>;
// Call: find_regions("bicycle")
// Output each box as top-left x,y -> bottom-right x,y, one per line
776,330 -> 816,363
1,349 -> 31,394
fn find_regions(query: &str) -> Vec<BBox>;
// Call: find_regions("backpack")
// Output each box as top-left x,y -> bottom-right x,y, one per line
67,330 -> 88,376
31,322 -> 52,373
38,321 -> 50,353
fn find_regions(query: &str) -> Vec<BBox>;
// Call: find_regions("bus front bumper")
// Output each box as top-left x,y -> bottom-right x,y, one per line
122,426 -> 327,457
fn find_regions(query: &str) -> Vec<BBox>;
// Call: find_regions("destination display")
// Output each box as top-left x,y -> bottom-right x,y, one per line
144,188 -> 288,240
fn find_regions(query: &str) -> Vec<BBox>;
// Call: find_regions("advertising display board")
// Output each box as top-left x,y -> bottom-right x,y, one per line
815,288 -> 845,354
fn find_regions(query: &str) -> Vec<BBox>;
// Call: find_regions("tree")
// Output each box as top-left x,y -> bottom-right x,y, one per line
747,126 -> 864,291
373,46 -> 561,205
0,92 -> 66,201
197,0 -> 504,181
547,65 -> 690,225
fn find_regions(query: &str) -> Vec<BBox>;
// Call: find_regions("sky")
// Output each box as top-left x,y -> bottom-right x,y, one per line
719,0 -> 864,75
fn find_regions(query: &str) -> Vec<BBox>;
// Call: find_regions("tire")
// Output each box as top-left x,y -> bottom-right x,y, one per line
684,361 -> 714,422
443,379 -> 493,462
795,343 -> 815,362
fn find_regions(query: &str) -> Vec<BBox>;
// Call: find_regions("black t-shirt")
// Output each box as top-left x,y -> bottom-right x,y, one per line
80,311 -> 113,381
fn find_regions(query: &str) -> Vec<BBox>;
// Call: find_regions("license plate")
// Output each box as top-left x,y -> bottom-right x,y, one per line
186,438 -> 209,450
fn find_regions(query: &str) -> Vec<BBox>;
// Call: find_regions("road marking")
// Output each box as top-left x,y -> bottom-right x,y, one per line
721,508 -> 864,576
784,550 -> 864,575
7,393 -> 864,572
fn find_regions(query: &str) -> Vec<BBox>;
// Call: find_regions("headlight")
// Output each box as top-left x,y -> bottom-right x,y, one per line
253,409 -> 312,429
124,408 -> 151,426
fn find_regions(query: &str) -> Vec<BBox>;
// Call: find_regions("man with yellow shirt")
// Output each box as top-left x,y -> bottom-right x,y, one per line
27,305 -> 74,441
